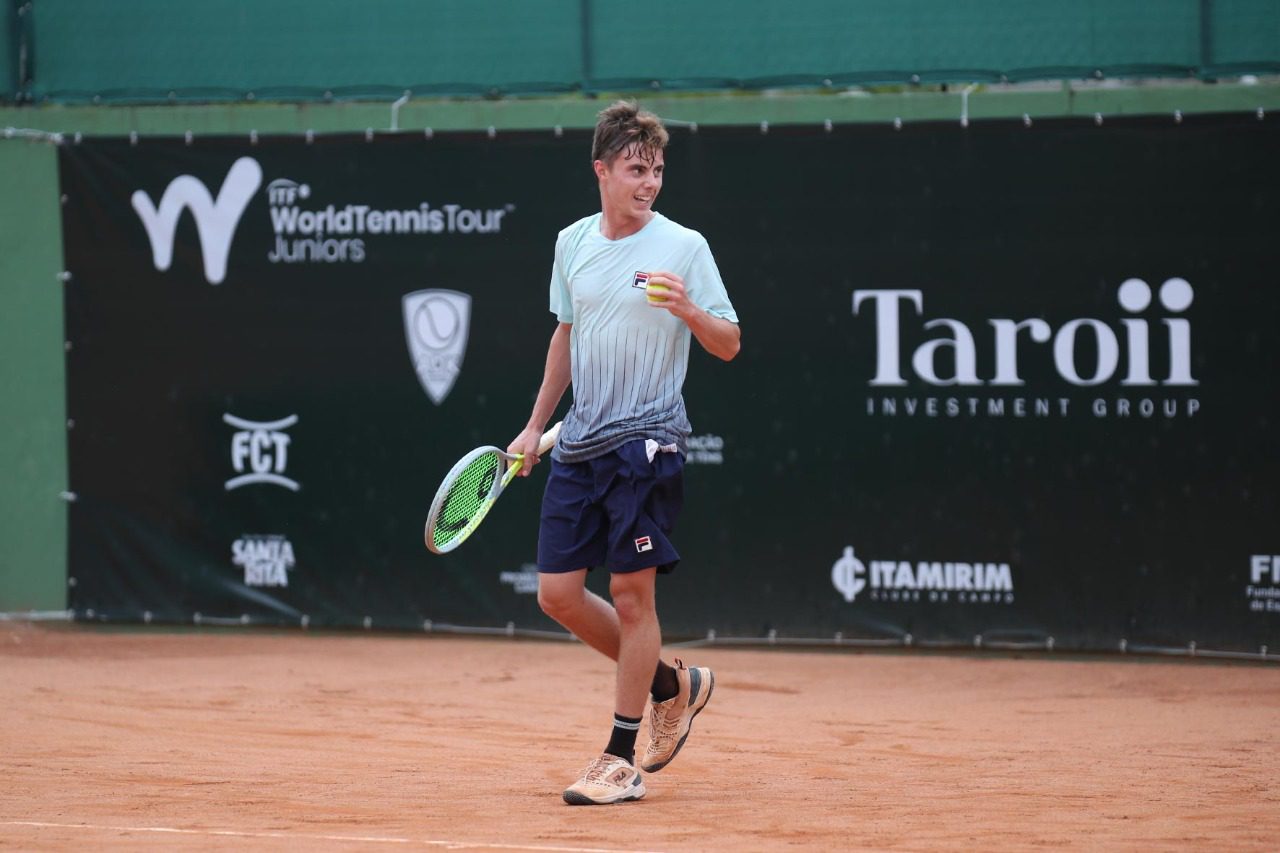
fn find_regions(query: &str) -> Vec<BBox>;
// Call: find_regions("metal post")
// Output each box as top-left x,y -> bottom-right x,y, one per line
1199,0 -> 1214,80
579,0 -> 593,94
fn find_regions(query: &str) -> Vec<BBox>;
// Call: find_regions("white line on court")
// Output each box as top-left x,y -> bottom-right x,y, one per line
1,821 -> 665,853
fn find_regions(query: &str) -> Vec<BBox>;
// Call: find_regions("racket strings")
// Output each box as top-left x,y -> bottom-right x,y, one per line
432,452 -> 502,549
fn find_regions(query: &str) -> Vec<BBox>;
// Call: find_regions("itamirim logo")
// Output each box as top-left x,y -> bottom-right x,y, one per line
832,546 -> 1015,604
132,157 -> 263,285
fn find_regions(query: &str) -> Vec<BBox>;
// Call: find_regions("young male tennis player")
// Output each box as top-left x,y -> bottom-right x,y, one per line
508,101 -> 740,805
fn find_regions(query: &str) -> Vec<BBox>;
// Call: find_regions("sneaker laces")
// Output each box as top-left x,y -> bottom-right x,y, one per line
647,696 -> 682,749
647,657 -> 689,747
581,755 -> 623,784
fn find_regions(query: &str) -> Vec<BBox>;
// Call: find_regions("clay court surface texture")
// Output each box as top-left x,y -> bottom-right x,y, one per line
2,624 -> 1277,851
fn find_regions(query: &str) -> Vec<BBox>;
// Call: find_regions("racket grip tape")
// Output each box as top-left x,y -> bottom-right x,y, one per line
536,421 -> 562,455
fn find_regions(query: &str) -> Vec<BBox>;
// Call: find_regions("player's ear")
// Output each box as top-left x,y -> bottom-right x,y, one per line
592,159 -> 608,181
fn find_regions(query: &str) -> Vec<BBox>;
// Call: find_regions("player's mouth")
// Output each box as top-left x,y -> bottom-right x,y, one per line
634,194 -> 653,205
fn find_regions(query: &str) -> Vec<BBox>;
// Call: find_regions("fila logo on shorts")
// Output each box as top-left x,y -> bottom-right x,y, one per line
634,536 -> 654,553
632,271 -> 650,289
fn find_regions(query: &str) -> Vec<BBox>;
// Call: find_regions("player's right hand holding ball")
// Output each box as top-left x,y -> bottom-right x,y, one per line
644,271 -> 691,320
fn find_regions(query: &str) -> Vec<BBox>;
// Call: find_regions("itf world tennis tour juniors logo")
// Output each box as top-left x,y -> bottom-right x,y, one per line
132,157 -> 516,284
831,546 -> 1015,605
403,290 -> 472,405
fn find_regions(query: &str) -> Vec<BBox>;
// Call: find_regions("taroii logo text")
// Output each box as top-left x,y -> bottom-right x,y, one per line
233,535 -> 295,588
852,278 -> 1200,420
403,290 -> 471,405
224,413 -> 300,491
832,546 -> 1015,604
1247,555 -> 1280,614
132,157 -> 263,285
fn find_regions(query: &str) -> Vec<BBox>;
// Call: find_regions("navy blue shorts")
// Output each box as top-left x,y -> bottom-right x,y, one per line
537,439 -> 684,574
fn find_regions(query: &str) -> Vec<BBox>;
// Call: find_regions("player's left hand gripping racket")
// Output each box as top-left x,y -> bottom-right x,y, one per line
424,421 -> 562,554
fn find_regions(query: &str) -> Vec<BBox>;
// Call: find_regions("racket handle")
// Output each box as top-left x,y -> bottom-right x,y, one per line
537,421 -> 562,456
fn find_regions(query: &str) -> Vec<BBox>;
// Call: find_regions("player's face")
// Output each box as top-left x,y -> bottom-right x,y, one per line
597,146 -> 664,222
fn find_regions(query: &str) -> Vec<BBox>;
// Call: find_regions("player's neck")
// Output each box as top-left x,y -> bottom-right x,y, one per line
597,207 -> 654,241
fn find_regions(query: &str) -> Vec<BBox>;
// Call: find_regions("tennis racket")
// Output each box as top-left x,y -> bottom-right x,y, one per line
423,421 -> 562,554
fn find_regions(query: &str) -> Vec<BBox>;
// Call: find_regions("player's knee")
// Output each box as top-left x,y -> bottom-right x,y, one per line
537,583 -> 579,620
609,585 -> 655,626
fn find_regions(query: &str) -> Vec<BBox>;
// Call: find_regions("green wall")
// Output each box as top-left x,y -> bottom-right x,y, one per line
0,134 -> 66,611
1,80 -> 1279,612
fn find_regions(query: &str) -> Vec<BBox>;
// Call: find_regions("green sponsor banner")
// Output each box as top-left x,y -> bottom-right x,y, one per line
60,115 -> 1279,652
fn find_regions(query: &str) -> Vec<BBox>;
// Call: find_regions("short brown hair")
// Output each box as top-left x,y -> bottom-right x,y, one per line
591,100 -> 669,165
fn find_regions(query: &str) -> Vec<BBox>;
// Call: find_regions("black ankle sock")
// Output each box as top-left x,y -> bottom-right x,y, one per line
605,713 -> 642,765
650,660 -> 679,703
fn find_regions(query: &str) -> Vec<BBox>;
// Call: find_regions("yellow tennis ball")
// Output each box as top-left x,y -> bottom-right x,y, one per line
646,282 -> 670,303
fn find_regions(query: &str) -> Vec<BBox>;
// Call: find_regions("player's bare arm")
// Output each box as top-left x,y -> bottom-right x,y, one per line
646,271 -> 741,361
508,322 -> 572,474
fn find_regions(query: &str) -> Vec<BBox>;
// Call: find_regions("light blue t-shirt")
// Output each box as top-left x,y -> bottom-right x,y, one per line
549,211 -> 738,463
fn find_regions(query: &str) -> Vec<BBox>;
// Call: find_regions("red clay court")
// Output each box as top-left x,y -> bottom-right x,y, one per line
3,624 -> 1277,851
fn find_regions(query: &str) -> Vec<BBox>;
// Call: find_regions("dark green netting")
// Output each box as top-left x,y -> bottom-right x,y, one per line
6,0 -> 1279,103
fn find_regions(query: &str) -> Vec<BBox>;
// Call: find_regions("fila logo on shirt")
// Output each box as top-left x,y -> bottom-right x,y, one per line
632,271 -> 650,289
634,536 -> 654,553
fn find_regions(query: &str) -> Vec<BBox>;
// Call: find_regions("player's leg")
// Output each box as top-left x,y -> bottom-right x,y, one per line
537,453 -> 624,659
536,450 -> 682,690
560,567 -> 657,807
609,444 -> 713,774
559,447 -> 662,806
609,568 -> 661,721
537,570 -> 620,659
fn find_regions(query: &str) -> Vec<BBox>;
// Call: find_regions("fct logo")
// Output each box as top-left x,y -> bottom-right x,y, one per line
132,157 -> 262,285
224,413 -> 299,491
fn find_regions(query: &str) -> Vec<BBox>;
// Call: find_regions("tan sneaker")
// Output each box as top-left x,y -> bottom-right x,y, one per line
562,753 -> 646,805
640,660 -> 714,773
